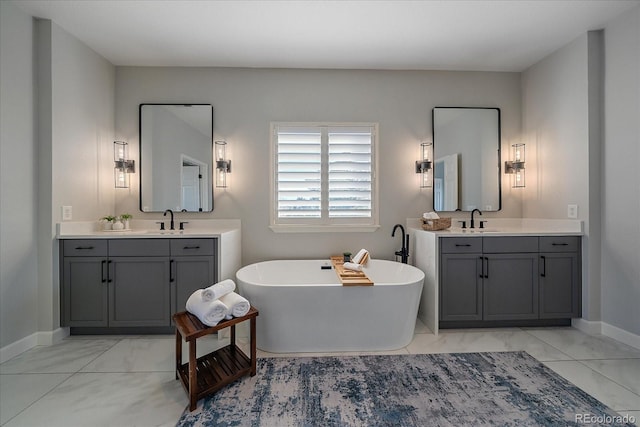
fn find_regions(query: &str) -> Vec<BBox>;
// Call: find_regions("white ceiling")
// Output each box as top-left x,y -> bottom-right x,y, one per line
13,0 -> 639,72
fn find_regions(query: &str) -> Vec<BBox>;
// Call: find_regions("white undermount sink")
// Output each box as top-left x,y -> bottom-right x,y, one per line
450,228 -> 502,234
102,229 -> 149,234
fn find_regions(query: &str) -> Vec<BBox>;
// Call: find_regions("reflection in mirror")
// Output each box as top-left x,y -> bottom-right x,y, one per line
432,107 -> 501,212
140,104 -> 213,212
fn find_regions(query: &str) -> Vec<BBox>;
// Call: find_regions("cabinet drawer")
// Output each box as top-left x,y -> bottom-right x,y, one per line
63,240 -> 107,257
109,239 -> 170,256
440,237 -> 482,253
483,236 -> 538,253
539,236 -> 579,252
170,239 -> 215,256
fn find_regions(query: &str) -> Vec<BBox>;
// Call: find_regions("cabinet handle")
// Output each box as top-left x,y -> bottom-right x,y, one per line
455,244 -> 471,247
183,245 -> 200,250
75,246 -> 94,250
170,260 -> 175,282
484,257 -> 489,279
107,260 -> 113,282
551,243 -> 569,246
541,255 -> 546,277
101,260 -> 107,283
478,256 -> 484,278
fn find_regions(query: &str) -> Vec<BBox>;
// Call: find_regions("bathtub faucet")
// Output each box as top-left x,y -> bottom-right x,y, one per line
392,224 -> 410,264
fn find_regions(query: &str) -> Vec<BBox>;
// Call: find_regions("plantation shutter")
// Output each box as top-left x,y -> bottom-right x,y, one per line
276,126 -> 322,219
328,126 -> 373,218
273,123 -> 376,227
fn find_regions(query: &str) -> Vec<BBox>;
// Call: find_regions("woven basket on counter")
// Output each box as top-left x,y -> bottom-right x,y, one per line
421,217 -> 452,231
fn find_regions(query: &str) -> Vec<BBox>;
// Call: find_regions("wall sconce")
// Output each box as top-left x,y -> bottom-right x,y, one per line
415,142 -> 433,188
114,141 -> 135,188
505,143 -> 525,188
215,140 -> 231,188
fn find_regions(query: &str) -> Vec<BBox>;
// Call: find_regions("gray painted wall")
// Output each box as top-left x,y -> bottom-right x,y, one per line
115,68 -> 522,264
1,10 -> 115,349
522,3 -> 640,337
602,7 -> 640,336
0,1 -> 39,349
521,34 -> 597,321
49,23 -> 116,224
39,20 -> 116,333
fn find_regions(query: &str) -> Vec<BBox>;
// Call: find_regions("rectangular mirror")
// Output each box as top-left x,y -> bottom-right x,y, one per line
432,107 -> 501,212
139,104 -> 214,212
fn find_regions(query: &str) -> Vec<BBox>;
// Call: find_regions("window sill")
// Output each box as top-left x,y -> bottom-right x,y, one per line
269,224 -> 381,233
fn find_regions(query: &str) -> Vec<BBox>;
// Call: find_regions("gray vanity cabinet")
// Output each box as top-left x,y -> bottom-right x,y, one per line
61,237 -> 218,331
440,238 -> 483,321
539,236 -> 581,319
439,234 -> 581,327
171,239 -> 217,314
105,239 -> 171,327
482,237 -> 539,320
440,236 -> 538,322
62,240 -> 109,327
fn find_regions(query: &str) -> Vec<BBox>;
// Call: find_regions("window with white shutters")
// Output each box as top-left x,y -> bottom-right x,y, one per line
271,123 -> 379,232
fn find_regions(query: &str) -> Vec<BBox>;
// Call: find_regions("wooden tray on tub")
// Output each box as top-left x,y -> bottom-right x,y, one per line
330,256 -> 373,286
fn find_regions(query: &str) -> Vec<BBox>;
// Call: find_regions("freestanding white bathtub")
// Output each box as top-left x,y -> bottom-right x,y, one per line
236,259 -> 424,353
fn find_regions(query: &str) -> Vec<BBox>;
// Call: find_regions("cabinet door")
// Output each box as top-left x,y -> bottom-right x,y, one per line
440,253 -> 483,321
109,257 -> 171,327
172,256 -> 216,315
62,257 -> 108,327
483,253 -> 538,320
539,252 -> 579,318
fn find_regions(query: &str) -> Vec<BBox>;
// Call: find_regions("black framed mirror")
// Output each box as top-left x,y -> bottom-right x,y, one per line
432,107 -> 501,212
139,104 -> 214,212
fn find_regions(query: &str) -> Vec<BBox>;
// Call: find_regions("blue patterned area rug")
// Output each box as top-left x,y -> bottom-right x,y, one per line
176,351 -> 632,427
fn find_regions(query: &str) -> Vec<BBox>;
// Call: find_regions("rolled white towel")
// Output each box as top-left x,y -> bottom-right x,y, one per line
186,290 -> 229,326
343,262 -> 363,272
422,211 -> 440,220
201,279 -> 236,302
219,292 -> 250,318
352,249 -> 369,264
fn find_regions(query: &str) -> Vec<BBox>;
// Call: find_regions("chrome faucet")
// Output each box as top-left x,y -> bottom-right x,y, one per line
163,209 -> 175,230
470,208 -> 482,229
392,224 -> 410,264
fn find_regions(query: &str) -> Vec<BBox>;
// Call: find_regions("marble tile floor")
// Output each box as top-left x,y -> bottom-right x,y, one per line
1,323 -> 639,427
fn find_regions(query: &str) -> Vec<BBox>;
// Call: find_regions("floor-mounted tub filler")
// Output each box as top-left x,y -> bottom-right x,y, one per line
236,259 -> 424,353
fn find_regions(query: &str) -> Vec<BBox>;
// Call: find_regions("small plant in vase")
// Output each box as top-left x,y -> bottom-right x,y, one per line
112,216 -> 125,230
100,215 -> 116,231
119,213 -> 133,230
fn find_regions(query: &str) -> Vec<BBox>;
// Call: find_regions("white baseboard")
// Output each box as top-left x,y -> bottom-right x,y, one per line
602,322 -> 640,350
0,334 -> 38,364
572,318 -> 640,350
572,318 -> 602,335
0,327 -> 70,364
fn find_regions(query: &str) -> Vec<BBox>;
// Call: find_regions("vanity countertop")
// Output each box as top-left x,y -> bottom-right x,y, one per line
408,218 -> 583,237
56,219 -> 240,239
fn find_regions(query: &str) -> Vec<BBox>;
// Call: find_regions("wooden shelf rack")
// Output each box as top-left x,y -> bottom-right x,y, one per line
173,306 -> 259,411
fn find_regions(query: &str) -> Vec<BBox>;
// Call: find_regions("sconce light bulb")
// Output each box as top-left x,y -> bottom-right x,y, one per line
215,140 -> 227,161
114,141 -> 129,161
216,169 -> 227,188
